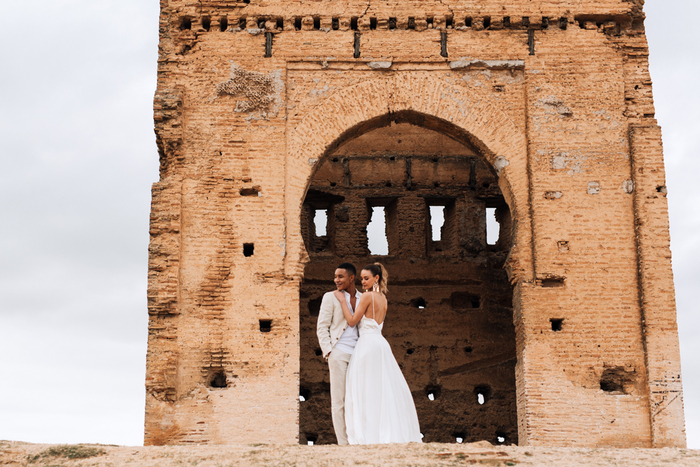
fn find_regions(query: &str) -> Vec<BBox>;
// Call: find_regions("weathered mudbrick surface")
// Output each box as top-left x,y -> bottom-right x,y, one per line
146,0 -> 686,448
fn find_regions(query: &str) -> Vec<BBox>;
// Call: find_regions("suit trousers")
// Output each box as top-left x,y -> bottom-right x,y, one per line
328,347 -> 352,445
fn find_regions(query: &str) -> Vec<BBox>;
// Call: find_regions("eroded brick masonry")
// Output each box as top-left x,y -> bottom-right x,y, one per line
146,0 -> 686,447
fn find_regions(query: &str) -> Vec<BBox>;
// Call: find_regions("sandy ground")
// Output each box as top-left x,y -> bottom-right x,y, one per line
2,440 -> 699,466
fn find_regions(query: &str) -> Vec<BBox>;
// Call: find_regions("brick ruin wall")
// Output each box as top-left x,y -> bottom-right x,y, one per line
146,0 -> 686,448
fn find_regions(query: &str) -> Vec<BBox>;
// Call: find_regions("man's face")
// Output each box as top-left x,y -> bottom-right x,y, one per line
334,268 -> 355,292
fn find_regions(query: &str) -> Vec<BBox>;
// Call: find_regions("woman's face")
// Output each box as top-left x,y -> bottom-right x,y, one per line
360,270 -> 379,291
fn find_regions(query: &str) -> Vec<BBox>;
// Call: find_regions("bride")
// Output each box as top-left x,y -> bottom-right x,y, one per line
333,263 -> 422,444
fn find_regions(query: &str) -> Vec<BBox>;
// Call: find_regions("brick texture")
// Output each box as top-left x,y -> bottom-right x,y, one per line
145,0 -> 686,447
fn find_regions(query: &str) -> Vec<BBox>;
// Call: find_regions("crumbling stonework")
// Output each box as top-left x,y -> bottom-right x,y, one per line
146,0 -> 686,448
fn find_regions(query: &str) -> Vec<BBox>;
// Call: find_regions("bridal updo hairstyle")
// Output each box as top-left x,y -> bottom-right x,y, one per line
363,262 -> 389,294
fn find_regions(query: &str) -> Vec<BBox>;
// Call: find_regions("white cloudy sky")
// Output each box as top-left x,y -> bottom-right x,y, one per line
0,0 -> 697,449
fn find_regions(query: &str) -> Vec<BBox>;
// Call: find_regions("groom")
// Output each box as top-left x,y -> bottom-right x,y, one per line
316,262 -> 362,445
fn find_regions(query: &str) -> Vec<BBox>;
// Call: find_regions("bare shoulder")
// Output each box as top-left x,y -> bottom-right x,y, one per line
358,292 -> 373,304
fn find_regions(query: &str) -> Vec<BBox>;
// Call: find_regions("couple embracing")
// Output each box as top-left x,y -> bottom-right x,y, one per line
316,262 -> 422,445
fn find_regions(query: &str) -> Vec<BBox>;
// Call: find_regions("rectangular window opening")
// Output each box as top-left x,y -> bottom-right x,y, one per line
259,319 -> 272,332
486,207 -> 500,245
313,209 -> 327,237
243,243 -> 255,257
550,318 -> 564,331
367,206 -> 389,255
429,206 -> 446,241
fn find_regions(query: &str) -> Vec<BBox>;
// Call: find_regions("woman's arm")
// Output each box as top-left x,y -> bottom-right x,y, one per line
333,291 -> 369,327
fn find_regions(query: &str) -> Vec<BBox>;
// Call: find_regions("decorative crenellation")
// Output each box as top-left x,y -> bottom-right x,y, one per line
174,13 -> 632,36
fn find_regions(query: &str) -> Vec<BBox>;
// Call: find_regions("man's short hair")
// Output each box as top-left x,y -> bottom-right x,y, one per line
337,262 -> 356,277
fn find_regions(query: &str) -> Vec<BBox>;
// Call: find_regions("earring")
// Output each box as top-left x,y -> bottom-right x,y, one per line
373,282 -> 379,292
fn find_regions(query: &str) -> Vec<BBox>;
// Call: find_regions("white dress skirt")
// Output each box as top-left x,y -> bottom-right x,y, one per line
344,314 -> 423,444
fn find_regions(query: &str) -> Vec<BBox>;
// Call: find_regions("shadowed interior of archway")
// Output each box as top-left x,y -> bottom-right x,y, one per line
298,116 -> 517,445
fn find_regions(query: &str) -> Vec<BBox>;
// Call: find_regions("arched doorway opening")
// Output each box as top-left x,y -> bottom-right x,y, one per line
298,112 -> 517,445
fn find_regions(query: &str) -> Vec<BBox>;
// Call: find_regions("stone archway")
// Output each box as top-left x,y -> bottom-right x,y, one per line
287,74 -> 532,445
284,73 -> 532,283
297,115 -> 519,444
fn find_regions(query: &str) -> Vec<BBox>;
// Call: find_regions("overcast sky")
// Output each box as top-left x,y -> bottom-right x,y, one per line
0,0 -> 697,449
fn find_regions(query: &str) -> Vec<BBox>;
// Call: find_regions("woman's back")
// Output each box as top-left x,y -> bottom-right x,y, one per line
363,291 -> 387,325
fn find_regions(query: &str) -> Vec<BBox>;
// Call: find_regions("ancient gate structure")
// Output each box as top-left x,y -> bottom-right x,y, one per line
145,0 -> 686,447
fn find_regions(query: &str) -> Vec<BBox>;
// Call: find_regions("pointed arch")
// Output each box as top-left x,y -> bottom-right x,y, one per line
284,73 -> 532,281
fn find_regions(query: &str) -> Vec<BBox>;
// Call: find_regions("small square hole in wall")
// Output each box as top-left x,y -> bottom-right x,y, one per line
550,318 -> 563,332
259,319 -> 272,332
243,243 -> 254,257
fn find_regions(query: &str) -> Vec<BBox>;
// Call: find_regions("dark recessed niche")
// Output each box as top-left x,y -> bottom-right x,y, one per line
332,17 -> 339,30
180,17 -> 192,30
409,297 -> 427,309
305,433 -> 318,445
550,318 -> 564,332
406,348 -> 415,355
243,243 -> 254,257
239,17 -> 247,29
465,17 -> 473,27
600,367 -> 633,394
294,17 -> 301,30
202,16 -> 211,31
450,292 -> 481,311
259,319 -> 272,333
540,277 -> 565,288
314,348 -> 323,357
300,386 -> 311,401
308,298 -> 321,316
240,186 -> 260,196
210,371 -> 227,388
220,16 -> 228,31
464,346 -> 473,354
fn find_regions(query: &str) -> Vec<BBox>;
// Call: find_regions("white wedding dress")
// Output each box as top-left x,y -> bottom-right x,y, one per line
344,295 -> 422,444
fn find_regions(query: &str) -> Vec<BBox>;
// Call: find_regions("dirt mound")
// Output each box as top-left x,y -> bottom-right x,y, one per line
2,440 -> 698,466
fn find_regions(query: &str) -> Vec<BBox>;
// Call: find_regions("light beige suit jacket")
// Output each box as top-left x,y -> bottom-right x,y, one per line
316,290 -> 360,359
